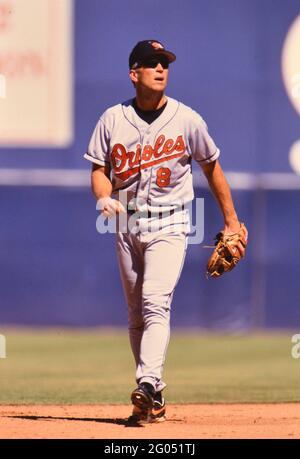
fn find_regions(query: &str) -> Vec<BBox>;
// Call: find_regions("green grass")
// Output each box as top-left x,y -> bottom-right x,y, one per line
0,329 -> 299,404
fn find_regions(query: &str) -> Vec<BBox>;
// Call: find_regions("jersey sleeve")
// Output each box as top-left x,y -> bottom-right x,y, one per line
189,113 -> 220,164
83,118 -> 110,166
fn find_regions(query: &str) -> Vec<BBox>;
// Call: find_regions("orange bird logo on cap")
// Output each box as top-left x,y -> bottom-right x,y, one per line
151,41 -> 164,50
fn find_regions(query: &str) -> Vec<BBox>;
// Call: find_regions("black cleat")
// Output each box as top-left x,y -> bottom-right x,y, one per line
131,382 -> 155,411
149,391 -> 166,423
128,387 -> 166,425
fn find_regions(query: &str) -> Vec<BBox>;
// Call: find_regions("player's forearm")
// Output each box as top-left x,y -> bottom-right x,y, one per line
202,160 -> 239,226
91,165 -> 113,201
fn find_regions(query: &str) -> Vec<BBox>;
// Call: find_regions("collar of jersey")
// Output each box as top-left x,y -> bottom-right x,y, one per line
122,96 -> 180,136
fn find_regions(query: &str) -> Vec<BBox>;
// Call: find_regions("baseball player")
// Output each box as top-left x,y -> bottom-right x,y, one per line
84,40 -> 246,424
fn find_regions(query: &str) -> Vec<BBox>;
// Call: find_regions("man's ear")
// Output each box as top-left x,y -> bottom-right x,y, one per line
129,69 -> 138,85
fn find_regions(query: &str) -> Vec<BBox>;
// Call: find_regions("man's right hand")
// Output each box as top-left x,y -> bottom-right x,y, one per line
97,197 -> 126,218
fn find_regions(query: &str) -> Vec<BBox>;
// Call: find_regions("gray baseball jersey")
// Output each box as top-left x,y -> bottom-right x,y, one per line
84,96 -> 219,212
85,96 -> 220,392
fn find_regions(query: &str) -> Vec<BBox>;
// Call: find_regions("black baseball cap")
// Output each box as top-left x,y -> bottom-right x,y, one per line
129,40 -> 176,69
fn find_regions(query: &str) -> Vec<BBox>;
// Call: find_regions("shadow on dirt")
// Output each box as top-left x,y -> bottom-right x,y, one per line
6,415 -> 143,428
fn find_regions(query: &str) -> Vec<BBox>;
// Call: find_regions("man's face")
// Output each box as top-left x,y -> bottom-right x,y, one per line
130,55 -> 169,92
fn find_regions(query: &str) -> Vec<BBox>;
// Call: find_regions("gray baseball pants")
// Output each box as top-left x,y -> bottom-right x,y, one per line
116,217 -> 188,393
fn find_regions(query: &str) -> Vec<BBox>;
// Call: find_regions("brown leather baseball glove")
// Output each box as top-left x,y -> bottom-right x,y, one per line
206,222 -> 248,278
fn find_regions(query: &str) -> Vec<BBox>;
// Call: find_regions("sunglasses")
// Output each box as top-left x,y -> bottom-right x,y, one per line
139,57 -> 169,69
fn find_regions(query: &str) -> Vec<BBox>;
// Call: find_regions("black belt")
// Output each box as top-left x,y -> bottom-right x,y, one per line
127,208 -> 176,218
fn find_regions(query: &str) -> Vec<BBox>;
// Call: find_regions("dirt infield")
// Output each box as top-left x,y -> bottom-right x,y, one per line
0,404 -> 300,439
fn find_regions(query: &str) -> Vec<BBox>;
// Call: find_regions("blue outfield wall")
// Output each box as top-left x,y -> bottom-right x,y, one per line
0,185 -> 299,330
0,0 -> 300,329
0,0 -> 299,173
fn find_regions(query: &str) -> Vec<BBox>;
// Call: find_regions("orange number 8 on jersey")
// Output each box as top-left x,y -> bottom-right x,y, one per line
156,167 -> 171,187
